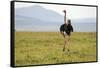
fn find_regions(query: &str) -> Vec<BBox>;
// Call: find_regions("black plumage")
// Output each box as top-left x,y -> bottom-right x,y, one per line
60,20 -> 73,36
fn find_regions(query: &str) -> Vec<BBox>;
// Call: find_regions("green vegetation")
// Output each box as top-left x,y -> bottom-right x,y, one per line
15,32 -> 97,66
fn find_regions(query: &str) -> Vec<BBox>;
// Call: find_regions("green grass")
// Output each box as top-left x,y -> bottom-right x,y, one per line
15,32 -> 97,66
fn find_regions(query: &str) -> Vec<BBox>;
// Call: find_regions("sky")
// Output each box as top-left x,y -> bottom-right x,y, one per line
15,2 -> 96,19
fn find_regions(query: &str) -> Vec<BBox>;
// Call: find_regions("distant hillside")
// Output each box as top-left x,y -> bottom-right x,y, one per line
16,5 -> 63,22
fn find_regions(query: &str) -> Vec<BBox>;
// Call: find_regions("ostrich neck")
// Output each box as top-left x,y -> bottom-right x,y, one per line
64,12 -> 67,24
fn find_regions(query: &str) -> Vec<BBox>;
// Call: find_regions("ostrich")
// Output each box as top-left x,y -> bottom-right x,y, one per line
60,10 -> 73,51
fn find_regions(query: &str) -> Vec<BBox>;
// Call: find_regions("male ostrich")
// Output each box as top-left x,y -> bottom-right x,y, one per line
60,10 -> 73,51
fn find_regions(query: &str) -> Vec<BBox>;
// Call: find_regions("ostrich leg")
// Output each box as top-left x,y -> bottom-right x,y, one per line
63,37 -> 67,51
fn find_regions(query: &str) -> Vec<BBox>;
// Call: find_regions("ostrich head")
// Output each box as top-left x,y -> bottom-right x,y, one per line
67,19 -> 71,25
63,10 -> 66,13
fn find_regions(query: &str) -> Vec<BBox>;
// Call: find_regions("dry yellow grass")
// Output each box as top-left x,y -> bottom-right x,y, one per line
15,32 -> 97,66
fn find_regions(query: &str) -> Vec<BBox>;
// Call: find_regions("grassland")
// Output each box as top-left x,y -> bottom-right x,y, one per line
15,32 -> 97,66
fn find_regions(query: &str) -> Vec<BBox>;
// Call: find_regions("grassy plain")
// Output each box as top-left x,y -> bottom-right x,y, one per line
15,32 -> 97,66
